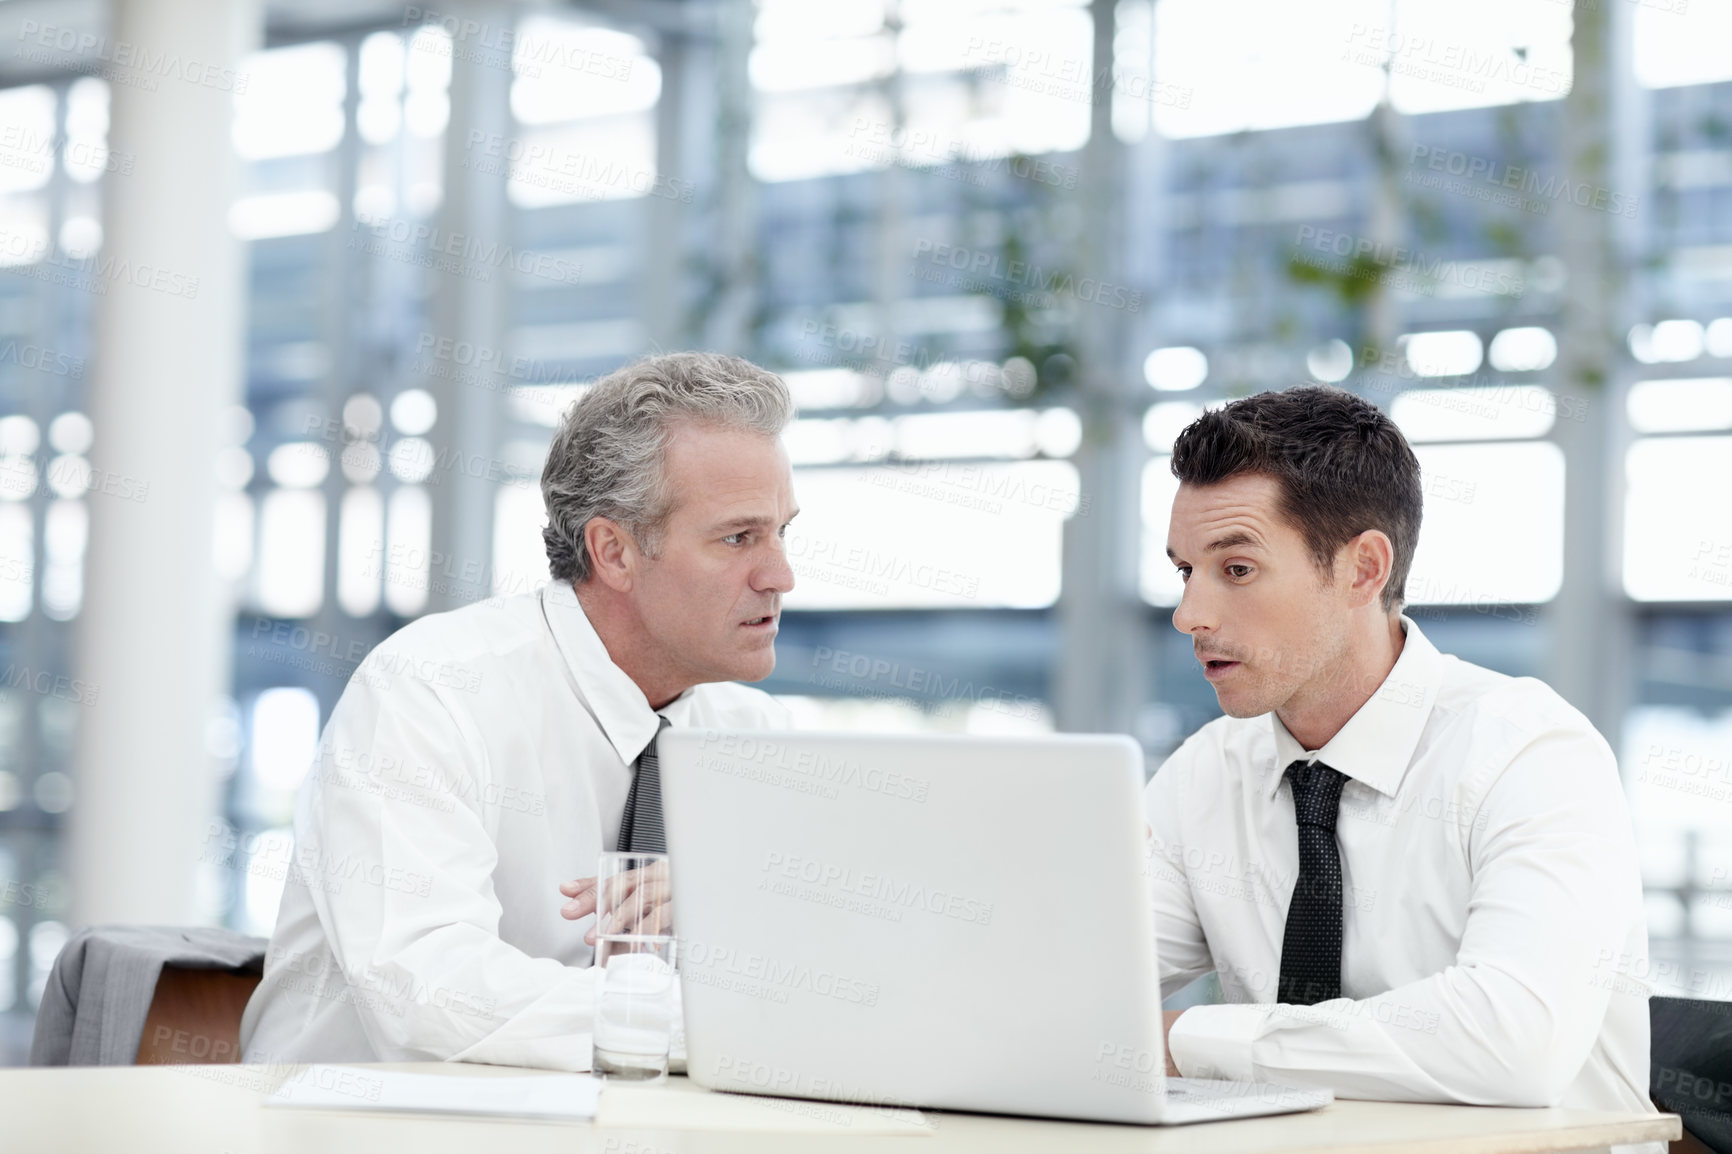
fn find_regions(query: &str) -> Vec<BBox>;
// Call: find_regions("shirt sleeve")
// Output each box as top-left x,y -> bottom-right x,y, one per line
1144,744 -> 1216,999
297,667 -> 599,1071
1167,723 -> 1640,1107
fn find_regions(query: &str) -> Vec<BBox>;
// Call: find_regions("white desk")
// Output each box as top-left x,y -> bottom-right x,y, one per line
0,1061 -> 1681,1154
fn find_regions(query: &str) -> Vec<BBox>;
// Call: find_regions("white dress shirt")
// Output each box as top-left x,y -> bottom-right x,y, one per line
240,581 -> 789,1070
1146,617 -> 1658,1129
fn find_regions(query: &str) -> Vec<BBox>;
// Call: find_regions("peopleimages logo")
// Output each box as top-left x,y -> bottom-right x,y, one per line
910,239 -> 1143,312
0,226 -> 200,299
1407,145 -> 1639,218
348,212 -> 583,285
1,664 -> 99,707
15,21 -> 251,93
681,940 -> 881,1007
759,850 -> 995,926
698,730 -> 931,803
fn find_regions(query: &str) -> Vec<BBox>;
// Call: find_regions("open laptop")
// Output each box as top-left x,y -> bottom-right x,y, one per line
659,728 -> 1332,1125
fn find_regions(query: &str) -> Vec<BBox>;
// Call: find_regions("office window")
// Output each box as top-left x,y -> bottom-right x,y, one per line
384,485 -> 431,617
39,499 -> 85,621
26,922 -> 66,1008
214,492 -> 255,584
1380,0 -> 1572,115
1154,0 -> 1571,139
1390,385 -> 1557,443
1624,437 -> 1732,602
250,687 -> 320,795
1624,705 -> 1732,947
779,694 -> 1054,736
0,504 -> 32,623
229,43 -> 346,239
1141,456 -> 1182,608
785,462 -> 1078,610
352,29 -> 448,219
1634,3 -> 1732,88
1405,442 -> 1564,607
338,486 -> 385,617
0,87 -> 56,197
0,697 -> 21,811
504,17 -> 661,209
1151,0 -> 1382,137
241,829 -> 295,938
234,42 -> 346,160
0,916 -> 15,1012
493,483 -> 550,600
749,0 -> 1092,183
254,489 -> 326,619
1627,378 -> 1732,435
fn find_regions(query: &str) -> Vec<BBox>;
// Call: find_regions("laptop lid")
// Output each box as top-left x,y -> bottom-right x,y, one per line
660,728 -> 1172,1124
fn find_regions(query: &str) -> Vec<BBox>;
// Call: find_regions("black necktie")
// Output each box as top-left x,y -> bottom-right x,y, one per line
1278,759 -> 1348,1006
617,716 -> 671,853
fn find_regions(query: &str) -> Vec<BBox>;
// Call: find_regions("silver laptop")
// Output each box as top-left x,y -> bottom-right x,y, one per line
659,728 -> 1332,1125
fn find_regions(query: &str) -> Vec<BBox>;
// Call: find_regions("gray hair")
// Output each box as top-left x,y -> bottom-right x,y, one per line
541,352 -> 795,585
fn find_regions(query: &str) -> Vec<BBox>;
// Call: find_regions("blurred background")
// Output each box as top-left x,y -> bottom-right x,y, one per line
0,0 -> 1728,1060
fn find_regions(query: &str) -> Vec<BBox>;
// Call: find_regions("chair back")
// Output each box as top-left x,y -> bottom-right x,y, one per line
135,965 -> 261,1064
29,925 -> 266,1066
1652,995 -> 1732,1154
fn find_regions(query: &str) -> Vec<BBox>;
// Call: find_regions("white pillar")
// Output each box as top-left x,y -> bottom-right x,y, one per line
1055,0 -> 1146,737
700,0 -> 757,354
424,1 -> 512,613
68,0 -> 259,927
1546,0 -> 1641,752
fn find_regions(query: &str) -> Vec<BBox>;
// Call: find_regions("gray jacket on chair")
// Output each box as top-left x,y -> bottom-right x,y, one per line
29,925 -> 265,1066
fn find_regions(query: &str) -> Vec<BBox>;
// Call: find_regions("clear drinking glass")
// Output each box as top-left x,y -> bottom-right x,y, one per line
594,852 -> 673,938
592,852 -> 678,1080
594,935 -> 679,1080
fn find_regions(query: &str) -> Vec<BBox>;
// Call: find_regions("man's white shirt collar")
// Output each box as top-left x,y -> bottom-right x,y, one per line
541,580 -> 692,765
1266,615 -> 1445,800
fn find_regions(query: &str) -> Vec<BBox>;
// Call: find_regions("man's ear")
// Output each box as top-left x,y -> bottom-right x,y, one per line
1344,529 -> 1394,610
584,516 -> 639,593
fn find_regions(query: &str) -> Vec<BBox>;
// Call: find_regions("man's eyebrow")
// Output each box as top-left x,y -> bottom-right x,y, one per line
1166,530 -> 1263,562
712,509 -> 800,533
713,516 -> 772,532
1202,530 -> 1263,553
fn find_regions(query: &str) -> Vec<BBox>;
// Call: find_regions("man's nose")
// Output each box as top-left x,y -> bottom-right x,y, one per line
757,539 -> 795,594
1172,580 -> 1211,636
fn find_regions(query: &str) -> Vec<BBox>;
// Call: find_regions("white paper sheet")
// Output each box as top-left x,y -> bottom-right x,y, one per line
265,1065 -> 600,1121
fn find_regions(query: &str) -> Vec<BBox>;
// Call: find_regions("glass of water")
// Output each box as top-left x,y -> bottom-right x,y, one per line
594,935 -> 679,1080
592,852 -> 678,1080
593,852 -> 673,938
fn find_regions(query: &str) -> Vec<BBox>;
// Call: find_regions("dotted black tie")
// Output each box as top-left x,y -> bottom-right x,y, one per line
1277,759 -> 1348,1006
617,716 -> 671,854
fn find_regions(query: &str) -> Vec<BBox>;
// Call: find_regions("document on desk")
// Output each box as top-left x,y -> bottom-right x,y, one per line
265,1065 -> 600,1122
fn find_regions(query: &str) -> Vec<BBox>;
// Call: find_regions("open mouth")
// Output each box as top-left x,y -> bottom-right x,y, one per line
741,615 -> 776,629
1202,658 -> 1241,680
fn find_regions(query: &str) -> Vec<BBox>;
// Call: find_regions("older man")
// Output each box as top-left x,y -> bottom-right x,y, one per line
241,352 -> 799,1068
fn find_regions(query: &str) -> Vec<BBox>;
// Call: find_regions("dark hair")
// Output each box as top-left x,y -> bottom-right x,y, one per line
1169,385 -> 1421,612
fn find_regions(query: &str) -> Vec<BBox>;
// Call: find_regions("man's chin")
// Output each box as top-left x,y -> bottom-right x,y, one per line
727,648 -> 778,683
1212,686 -> 1273,719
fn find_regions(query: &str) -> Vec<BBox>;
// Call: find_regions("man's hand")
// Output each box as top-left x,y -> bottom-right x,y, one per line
1162,1010 -> 1185,1077
558,878 -> 599,939
559,862 -> 672,945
